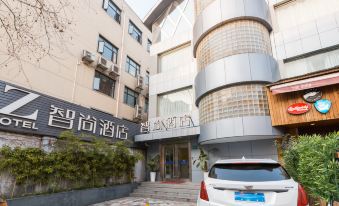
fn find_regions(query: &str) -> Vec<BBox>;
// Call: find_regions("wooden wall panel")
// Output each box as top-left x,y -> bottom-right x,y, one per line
267,84 -> 339,126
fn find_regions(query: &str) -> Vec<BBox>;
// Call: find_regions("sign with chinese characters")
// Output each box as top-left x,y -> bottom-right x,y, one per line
314,99 -> 332,114
303,89 -> 322,103
140,115 -> 194,134
287,103 -> 311,115
0,81 -> 140,141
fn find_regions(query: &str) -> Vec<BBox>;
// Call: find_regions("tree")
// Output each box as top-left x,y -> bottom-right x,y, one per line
0,0 -> 72,65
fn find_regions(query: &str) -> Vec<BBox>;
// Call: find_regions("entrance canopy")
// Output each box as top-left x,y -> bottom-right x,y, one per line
270,72 -> 339,95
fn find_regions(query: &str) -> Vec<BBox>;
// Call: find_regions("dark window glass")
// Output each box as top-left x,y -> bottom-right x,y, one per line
93,71 -> 115,98
105,0 -> 121,23
124,87 -> 138,107
128,21 -> 142,44
209,163 -> 291,182
147,39 -> 152,53
144,98 -> 149,113
145,71 -> 150,85
98,36 -> 118,63
125,56 -> 140,77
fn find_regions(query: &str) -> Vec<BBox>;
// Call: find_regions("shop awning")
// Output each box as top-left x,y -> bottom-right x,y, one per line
270,72 -> 339,95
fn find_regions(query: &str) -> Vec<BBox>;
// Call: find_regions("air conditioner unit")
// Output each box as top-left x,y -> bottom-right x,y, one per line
97,56 -> 112,71
82,50 -> 96,64
136,75 -> 144,91
109,64 -> 120,78
134,105 -> 142,120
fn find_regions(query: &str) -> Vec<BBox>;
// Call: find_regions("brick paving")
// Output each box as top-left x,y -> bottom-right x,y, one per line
91,197 -> 196,206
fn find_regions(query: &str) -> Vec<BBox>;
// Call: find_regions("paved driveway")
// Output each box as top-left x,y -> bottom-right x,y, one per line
91,197 -> 196,206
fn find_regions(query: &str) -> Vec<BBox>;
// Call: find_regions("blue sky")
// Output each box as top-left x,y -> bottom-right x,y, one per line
125,0 -> 159,19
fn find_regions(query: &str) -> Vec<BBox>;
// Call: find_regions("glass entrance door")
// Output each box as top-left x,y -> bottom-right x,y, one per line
163,143 -> 190,180
164,145 -> 174,179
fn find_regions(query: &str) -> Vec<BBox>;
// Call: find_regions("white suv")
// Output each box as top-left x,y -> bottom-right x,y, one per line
197,159 -> 309,206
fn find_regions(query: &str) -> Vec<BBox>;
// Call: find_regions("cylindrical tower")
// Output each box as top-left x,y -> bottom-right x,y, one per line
193,0 -> 281,144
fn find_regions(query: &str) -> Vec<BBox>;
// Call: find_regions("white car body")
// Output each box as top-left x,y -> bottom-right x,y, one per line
197,159 -> 307,206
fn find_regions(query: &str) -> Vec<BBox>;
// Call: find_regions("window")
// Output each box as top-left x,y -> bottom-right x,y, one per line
158,88 -> 193,117
124,87 -> 139,107
209,163 -> 291,182
144,98 -> 149,113
98,36 -> 119,63
275,0 -> 339,31
128,21 -> 142,44
103,0 -> 121,23
93,71 -> 116,98
125,56 -> 140,77
147,39 -> 152,53
145,71 -> 150,85
281,49 -> 339,78
159,45 -> 191,73
153,0 -> 194,43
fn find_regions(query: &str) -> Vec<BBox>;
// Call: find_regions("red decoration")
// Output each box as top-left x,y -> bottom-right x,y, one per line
287,103 -> 311,115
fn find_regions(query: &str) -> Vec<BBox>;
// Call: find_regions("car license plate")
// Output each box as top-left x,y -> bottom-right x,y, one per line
234,192 -> 265,202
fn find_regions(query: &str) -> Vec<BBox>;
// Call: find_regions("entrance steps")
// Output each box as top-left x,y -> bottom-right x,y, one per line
130,182 -> 200,203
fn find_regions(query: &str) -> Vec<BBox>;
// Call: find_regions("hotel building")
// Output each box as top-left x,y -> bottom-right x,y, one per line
0,0 -> 156,184
137,0 -> 339,183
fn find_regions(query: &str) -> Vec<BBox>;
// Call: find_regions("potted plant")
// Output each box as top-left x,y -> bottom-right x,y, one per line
193,147 -> 209,176
147,155 -> 159,182
0,197 -> 7,206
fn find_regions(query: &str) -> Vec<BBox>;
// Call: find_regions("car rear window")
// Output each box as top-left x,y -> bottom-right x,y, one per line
209,163 -> 291,182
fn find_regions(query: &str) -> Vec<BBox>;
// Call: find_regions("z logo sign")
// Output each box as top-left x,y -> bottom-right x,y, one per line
0,85 -> 40,120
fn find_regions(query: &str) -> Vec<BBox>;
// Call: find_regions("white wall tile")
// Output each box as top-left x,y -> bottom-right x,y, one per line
283,26 -> 300,43
316,15 -> 337,33
275,45 -> 286,60
298,21 -> 318,38
319,28 -> 339,48
274,32 -> 284,45
285,40 -> 303,58
301,35 -> 321,53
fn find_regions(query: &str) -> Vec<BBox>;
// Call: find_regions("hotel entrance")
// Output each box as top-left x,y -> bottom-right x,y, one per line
160,142 -> 191,181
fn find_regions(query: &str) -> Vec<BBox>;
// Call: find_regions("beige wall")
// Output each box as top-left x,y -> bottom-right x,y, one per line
0,0 -> 156,122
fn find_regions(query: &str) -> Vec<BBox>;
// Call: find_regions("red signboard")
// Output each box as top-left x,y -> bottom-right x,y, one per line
287,103 -> 311,115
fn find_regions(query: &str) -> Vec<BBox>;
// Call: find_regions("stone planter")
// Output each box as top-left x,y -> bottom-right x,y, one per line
150,172 -> 156,182
6,183 -> 137,206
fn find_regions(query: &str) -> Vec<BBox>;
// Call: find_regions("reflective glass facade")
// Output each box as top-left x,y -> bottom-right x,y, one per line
159,45 -> 191,73
152,0 -> 194,43
157,88 -> 193,117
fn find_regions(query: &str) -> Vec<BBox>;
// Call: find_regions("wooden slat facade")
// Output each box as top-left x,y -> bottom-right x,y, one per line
267,84 -> 339,126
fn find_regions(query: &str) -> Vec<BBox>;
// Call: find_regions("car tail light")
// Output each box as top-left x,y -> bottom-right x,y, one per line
200,181 -> 209,201
297,184 -> 308,206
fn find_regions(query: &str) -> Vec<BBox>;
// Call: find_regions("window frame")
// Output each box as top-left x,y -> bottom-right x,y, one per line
124,87 -> 139,107
98,35 -> 119,64
93,70 -> 116,98
145,71 -> 150,85
147,39 -> 152,53
144,98 -> 149,113
103,0 -> 121,24
125,56 -> 140,77
128,20 -> 142,44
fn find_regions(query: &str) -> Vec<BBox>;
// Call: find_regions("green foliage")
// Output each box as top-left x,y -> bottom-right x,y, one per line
0,131 -> 142,197
193,147 -> 208,172
147,154 -> 160,172
282,132 -> 339,202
